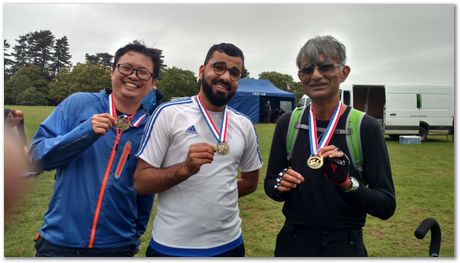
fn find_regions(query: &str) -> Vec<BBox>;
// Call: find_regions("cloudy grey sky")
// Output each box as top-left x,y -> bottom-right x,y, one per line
3,3 -> 455,86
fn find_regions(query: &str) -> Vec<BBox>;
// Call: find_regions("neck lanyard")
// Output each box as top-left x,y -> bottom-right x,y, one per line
306,102 -> 343,169
195,95 -> 230,155
109,93 -> 146,131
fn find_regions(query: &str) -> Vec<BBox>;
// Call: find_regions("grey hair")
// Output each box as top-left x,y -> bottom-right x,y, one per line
296,35 -> 347,68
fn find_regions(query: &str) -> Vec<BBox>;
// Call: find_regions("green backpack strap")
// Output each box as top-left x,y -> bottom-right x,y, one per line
345,108 -> 365,177
286,106 -> 305,161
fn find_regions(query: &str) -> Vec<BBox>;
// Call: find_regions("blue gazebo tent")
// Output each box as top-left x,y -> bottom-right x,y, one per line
228,78 -> 295,123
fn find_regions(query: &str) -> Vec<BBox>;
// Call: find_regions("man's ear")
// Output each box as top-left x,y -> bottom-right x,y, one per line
150,79 -> 158,89
198,65 -> 205,81
340,65 -> 351,82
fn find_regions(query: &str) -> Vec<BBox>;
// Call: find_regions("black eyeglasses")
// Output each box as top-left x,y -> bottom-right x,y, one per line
116,64 -> 154,81
298,63 -> 341,79
212,61 -> 242,81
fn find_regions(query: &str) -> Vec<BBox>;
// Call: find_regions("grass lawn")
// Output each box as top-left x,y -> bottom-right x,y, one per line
4,106 -> 455,257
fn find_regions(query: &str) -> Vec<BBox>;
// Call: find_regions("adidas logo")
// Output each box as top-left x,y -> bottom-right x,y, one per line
185,125 -> 198,135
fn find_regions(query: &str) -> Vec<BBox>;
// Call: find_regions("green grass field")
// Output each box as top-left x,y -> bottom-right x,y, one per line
4,106 -> 455,257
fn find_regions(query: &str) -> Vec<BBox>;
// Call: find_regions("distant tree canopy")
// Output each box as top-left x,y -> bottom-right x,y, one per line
5,30 -> 72,105
19,87 -> 49,106
85,52 -> 113,69
52,36 -> 72,75
48,63 -> 111,105
259,71 -> 304,100
4,40 -> 14,80
5,64 -> 49,105
290,81 -> 304,101
4,29 -> 303,106
156,67 -> 198,101
241,66 -> 250,78
258,71 -> 294,91
9,30 -> 71,79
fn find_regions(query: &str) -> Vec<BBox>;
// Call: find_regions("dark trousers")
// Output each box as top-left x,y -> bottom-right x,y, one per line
34,236 -> 137,257
146,242 -> 245,257
275,223 -> 368,257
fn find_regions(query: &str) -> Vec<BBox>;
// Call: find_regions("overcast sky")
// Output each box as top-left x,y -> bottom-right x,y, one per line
3,3 -> 455,86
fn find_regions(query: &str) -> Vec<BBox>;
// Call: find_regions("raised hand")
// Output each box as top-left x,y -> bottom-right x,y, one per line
91,113 -> 116,135
318,145 -> 350,184
179,143 -> 217,176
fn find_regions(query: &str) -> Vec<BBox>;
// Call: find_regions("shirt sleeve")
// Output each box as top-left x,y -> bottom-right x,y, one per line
340,115 -> 396,220
28,94 -> 100,170
136,106 -> 170,167
264,112 -> 292,202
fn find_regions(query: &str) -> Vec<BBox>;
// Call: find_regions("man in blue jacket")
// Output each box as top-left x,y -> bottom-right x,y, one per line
29,41 -> 163,257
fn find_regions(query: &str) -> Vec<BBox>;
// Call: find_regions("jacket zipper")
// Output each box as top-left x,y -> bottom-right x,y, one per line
115,141 -> 131,178
88,129 -> 122,248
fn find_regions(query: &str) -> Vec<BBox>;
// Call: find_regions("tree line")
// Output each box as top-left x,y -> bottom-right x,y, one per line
4,29 -> 304,106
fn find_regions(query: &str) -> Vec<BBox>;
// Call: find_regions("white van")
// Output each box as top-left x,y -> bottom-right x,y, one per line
341,84 -> 454,141
297,84 -> 454,141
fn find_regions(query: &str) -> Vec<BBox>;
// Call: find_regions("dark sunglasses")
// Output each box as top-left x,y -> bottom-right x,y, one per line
298,63 -> 341,78
212,61 -> 242,81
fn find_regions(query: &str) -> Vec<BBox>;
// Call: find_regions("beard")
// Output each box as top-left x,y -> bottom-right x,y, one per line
201,74 -> 236,107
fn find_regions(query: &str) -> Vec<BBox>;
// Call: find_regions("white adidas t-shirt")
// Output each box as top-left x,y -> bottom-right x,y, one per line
137,96 -> 263,249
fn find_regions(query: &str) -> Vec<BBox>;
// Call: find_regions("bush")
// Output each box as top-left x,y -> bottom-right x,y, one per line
17,87 -> 48,106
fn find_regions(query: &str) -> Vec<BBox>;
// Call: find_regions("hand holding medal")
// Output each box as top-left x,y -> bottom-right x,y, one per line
91,113 -> 116,135
180,143 -> 217,176
318,145 -> 351,184
307,103 -> 343,170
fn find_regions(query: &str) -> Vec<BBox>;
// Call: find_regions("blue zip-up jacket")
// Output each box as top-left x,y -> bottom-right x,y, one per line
29,90 -> 154,248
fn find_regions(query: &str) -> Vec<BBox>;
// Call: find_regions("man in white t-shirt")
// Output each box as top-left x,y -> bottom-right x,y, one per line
134,43 -> 263,257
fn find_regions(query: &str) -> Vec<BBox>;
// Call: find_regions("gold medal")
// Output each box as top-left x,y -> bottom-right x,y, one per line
307,155 -> 323,169
115,116 -> 130,131
216,142 -> 230,155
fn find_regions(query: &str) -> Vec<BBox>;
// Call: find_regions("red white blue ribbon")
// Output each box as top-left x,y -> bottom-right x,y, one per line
109,93 -> 146,128
196,95 -> 228,143
109,93 -> 117,117
129,115 -> 146,127
308,102 -> 343,155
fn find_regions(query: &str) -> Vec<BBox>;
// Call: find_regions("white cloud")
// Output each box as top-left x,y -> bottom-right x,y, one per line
3,3 -> 455,85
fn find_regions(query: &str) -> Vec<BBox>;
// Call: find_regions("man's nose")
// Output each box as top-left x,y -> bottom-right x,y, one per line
311,67 -> 323,79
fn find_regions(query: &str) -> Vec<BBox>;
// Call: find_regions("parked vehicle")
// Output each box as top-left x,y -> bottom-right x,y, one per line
297,84 -> 454,141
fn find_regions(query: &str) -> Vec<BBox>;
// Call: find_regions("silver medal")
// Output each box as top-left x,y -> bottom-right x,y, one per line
216,142 -> 230,155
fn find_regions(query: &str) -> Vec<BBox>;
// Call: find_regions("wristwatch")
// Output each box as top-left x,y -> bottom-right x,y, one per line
345,177 -> 359,192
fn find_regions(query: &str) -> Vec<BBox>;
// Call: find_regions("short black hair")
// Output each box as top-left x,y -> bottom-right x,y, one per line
112,40 -> 164,80
203,43 -> 244,66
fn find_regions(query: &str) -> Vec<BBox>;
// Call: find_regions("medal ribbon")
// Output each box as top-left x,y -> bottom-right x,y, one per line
129,114 -> 146,128
196,95 -> 228,143
109,93 -> 117,117
109,93 -> 146,128
308,102 -> 343,156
